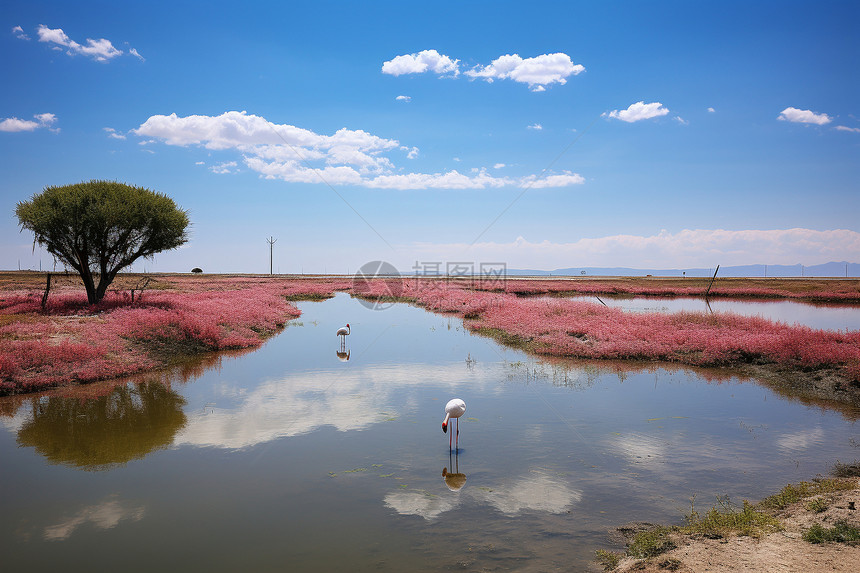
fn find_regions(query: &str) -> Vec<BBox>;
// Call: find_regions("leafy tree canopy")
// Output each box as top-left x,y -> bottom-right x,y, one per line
16,180 -> 189,304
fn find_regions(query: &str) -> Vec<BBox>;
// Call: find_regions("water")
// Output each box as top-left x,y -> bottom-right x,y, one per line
559,294 -> 860,331
1,293 -> 858,572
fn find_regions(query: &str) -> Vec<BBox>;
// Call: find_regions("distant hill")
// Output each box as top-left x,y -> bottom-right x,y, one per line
501,261 -> 859,278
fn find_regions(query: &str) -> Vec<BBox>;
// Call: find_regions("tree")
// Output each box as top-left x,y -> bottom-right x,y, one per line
16,180 -> 190,304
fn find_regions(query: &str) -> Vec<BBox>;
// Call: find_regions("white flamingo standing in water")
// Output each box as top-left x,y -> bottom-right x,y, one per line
441,398 -> 466,450
336,323 -> 350,349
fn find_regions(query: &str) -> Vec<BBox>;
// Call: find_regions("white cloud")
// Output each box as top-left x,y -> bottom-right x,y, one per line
395,95 -> 411,102
674,116 -> 689,126
493,163 -> 506,169
777,107 -> 832,125
835,125 -> 860,133
707,107 -> 716,113
406,228 -> 860,270
527,123 -> 543,130
0,112 -> 57,133
129,47 -> 144,61
103,127 -> 126,140
35,24 -> 125,62
134,110 -> 586,190
381,49 -> 459,76
607,101 -> 670,123
12,25 -> 30,40
210,161 -> 238,174
465,53 -> 584,91
520,171 -> 585,188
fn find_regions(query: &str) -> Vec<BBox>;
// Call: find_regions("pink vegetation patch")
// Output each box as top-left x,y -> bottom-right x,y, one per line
0,280 -> 329,394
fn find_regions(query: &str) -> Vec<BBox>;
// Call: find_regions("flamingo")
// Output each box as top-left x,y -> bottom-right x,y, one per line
336,323 -> 350,349
441,398 -> 466,450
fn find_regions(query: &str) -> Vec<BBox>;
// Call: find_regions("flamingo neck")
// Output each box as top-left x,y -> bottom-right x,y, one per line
442,413 -> 451,432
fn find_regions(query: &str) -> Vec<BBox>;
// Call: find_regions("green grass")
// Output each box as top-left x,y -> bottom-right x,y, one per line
803,520 -> 860,544
759,478 -> 854,510
685,497 -> 782,539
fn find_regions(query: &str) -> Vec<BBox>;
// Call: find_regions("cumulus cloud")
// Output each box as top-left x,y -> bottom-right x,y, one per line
607,101 -> 671,123
381,49 -> 459,76
383,50 -> 584,91
707,107 -> 716,113
465,53 -> 584,91
395,95 -> 411,102
407,228 -> 860,270
0,112 -> 57,133
777,107 -> 832,125
134,110 -> 586,190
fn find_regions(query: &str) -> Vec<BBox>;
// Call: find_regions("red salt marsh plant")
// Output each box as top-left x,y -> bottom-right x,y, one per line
0,284 -> 305,394
485,278 -> 860,303
464,294 -> 860,373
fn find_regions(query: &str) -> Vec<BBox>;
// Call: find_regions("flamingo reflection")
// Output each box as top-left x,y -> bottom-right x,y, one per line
336,349 -> 350,362
442,449 -> 467,491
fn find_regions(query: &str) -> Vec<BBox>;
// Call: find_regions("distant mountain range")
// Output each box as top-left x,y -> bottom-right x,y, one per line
500,261 -> 860,278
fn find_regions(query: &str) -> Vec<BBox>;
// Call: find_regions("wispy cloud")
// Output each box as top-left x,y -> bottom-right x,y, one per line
606,101 -> 670,123
12,25 -> 29,40
210,161 -> 238,174
27,24 -> 142,63
406,228 -> 860,269
37,24 -> 123,61
103,127 -> 126,140
383,50 -> 584,91
835,125 -> 860,133
395,95 -> 411,102
527,123 -> 543,130
0,112 -> 58,133
134,111 -> 585,190
777,107 -> 831,125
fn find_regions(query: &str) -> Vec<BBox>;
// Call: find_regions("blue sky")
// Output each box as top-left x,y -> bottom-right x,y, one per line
2,0 -> 858,274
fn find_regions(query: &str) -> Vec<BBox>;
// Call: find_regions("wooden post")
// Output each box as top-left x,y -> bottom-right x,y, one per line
705,265 -> 720,298
41,273 -> 52,310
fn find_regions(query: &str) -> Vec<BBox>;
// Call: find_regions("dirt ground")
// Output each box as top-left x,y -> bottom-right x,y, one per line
613,478 -> 860,572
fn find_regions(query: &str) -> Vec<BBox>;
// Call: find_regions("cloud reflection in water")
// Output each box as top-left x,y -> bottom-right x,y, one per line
174,362 -> 498,450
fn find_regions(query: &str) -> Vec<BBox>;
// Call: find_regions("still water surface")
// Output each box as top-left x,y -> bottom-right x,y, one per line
1,293 -> 858,572
560,294 -> 860,331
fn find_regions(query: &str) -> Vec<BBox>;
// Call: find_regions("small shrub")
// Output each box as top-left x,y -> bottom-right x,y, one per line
594,549 -> 621,571
626,526 -> 676,559
806,497 -> 829,513
803,520 -> 860,544
191,267 -> 203,274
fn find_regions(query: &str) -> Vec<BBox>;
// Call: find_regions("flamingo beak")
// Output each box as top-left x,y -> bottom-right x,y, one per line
442,421 -> 448,433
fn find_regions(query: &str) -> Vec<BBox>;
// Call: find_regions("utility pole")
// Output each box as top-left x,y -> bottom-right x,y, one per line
266,236 -> 277,275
